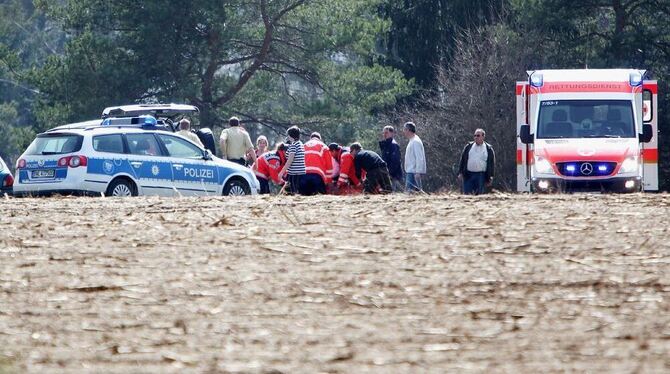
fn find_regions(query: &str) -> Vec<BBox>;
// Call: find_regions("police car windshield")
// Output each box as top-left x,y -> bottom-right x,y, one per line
26,134 -> 83,155
537,100 -> 635,139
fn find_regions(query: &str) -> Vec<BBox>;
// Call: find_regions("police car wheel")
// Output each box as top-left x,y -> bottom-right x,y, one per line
107,179 -> 137,197
223,179 -> 250,196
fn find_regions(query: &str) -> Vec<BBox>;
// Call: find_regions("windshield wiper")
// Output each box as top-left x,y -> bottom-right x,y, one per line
41,151 -> 63,155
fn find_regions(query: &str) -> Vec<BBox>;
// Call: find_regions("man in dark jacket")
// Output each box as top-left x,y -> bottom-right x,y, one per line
378,126 -> 403,191
350,143 -> 393,194
458,128 -> 495,195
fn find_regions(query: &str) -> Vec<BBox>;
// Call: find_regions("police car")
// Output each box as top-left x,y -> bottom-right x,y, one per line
13,116 -> 260,197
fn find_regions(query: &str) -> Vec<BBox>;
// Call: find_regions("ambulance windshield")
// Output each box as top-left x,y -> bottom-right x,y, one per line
537,100 -> 635,139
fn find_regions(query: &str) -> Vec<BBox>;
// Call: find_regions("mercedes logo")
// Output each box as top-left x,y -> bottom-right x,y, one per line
580,162 -> 593,175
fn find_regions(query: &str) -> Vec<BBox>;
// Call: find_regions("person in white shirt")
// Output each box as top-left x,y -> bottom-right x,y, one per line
457,128 -> 495,194
402,121 -> 426,192
177,119 -> 204,148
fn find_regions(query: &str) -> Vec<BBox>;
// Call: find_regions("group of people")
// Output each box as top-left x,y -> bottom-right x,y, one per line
180,115 -> 495,195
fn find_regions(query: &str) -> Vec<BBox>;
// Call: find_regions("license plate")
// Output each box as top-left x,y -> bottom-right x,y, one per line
32,169 -> 55,178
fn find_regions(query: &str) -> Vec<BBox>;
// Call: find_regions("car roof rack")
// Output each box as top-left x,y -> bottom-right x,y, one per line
45,116 -> 173,133
101,103 -> 199,119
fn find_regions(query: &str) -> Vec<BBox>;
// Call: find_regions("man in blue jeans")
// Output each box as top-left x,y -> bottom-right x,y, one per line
402,122 -> 426,192
458,128 -> 495,195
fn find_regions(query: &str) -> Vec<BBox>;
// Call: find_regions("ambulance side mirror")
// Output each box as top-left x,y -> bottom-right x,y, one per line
203,149 -> 213,160
520,124 -> 534,144
640,124 -> 653,143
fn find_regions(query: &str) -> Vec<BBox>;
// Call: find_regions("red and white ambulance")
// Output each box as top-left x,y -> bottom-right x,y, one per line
516,69 -> 658,192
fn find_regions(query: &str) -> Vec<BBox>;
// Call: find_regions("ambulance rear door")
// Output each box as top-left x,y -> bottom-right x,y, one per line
642,80 -> 658,191
516,82 -> 531,192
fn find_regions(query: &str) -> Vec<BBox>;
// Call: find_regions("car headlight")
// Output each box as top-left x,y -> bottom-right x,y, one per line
618,156 -> 638,174
534,156 -> 554,174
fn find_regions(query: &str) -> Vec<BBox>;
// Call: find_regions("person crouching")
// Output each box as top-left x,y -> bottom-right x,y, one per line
253,143 -> 287,194
349,143 -> 392,194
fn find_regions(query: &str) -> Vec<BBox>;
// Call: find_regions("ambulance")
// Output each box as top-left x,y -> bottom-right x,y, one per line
516,69 -> 658,192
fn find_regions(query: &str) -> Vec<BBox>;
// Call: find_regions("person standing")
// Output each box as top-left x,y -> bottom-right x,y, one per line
379,125 -> 403,191
349,143 -> 392,194
278,126 -> 306,195
219,116 -> 256,166
402,122 -> 426,192
458,128 -> 495,195
177,119 -> 204,148
255,135 -> 269,158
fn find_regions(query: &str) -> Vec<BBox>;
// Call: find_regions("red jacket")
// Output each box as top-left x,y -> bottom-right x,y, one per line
335,150 -> 360,187
304,139 -> 334,183
254,151 -> 284,184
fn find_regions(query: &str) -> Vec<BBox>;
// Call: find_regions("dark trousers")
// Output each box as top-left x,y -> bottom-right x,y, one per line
463,171 -> 486,195
364,167 -> 392,194
258,177 -> 270,194
300,173 -> 326,196
287,174 -> 303,194
228,158 -> 246,166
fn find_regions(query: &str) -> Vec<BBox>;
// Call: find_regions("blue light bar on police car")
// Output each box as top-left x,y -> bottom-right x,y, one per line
101,115 -> 158,127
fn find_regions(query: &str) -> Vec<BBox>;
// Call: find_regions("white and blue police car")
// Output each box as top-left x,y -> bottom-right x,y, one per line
13,116 -> 260,197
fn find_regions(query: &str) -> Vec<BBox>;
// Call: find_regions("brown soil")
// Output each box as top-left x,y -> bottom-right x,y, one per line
1,193 -> 669,373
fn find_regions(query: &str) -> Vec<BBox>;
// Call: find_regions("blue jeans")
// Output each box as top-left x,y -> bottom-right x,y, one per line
405,173 -> 423,192
463,172 -> 486,195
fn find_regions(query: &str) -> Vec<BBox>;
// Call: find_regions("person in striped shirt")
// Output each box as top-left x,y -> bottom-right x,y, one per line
278,126 -> 306,194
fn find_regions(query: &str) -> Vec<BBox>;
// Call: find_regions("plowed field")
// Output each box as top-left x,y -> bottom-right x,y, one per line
1,193 -> 669,373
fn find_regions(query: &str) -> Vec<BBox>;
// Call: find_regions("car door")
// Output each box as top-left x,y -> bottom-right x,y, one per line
124,133 -> 174,196
155,133 -> 218,196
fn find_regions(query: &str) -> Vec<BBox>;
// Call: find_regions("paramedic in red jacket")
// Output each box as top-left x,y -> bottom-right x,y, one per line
328,143 -> 362,194
302,132 -> 333,195
253,143 -> 287,194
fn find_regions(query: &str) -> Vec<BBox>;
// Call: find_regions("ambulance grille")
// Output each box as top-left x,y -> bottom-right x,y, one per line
556,162 -> 617,177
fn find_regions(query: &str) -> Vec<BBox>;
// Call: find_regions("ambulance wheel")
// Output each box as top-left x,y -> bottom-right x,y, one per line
106,178 -> 137,197
223,178 -> 250,196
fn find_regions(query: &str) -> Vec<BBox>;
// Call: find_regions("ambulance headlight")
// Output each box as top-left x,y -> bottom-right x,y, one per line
534,156 -> 554,174
618,156 -> 638,174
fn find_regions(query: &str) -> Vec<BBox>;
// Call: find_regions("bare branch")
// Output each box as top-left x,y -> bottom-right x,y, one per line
213,0 -> 275,107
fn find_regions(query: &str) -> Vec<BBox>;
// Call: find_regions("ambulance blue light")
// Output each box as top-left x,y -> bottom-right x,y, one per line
530,72 -> 543,87
566,164 -> 576,173
598,165 -> 608,172
629,71 -> 643,86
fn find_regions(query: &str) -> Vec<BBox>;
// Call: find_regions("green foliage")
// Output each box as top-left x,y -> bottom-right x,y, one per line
0,102 -> 35,165
381,0 -> 505,88
28,0 -> 413,141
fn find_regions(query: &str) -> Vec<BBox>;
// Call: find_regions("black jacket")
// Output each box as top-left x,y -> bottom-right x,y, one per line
354,150 -> 387,180
458,142 -> 495,181
378,138 -> 403,180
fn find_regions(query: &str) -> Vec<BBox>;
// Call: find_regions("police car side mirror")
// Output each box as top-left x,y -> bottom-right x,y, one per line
640,124 -> 653,143
520,124 -> 534,144
203,149 -> 213,160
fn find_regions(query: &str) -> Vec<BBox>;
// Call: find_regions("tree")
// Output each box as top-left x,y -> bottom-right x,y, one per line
380,0 -> 505,88
31,0 -> 413,140
381,24 -> 539,191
